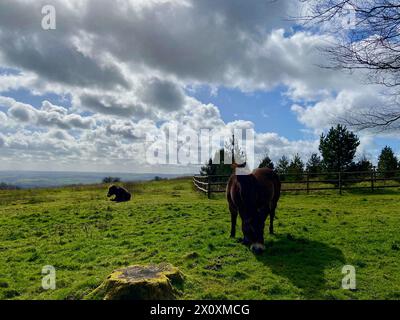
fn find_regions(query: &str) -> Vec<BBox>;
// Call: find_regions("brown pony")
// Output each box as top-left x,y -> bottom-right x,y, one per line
107,185 -> 132,203
226,162 -> 281,254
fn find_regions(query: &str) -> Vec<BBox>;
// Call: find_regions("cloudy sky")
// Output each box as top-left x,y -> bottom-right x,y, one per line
0,0 -> 398,173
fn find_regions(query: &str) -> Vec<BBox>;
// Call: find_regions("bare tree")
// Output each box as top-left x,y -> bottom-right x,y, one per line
300,0 -> 400,131
224,134 -> 247,165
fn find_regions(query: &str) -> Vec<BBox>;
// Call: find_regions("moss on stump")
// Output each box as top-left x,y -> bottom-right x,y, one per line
88,263 -> 184,300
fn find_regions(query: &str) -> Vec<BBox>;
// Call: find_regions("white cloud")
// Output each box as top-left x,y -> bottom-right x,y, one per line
291,88 -> 387,131
0,1 -> 362,115
0,0 -> 397,172
0,92 -> 323,171
0,1 -> 299,113
255,132 -> 319,161
2,97 -> 93,130
0,72 -> 37,92
0,110 -> 9,128
2,98 -> 36,122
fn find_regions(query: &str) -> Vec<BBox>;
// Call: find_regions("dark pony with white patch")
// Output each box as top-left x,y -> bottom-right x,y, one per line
226,162 -> 281,254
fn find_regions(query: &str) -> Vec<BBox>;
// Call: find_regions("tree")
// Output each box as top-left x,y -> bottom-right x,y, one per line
200,158 -> 216,176
288,154 -> 305,181
154,176 -> 166,181
306,153 -> 323,175
199,134 -> 248,178
103,177 -> 121,184
258,154 -> 274,169
199,149 -> 233,177
276,155 -> 290,180
0,183 -> 19,190
347,156 -> 373,182
301,0 -> 400,131
319,125 -> 360,172
225,134 -> 247,165
351,156 -> 373,172
377,146 -> 398,177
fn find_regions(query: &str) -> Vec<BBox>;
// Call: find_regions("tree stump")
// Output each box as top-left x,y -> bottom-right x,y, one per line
88,263 -> 184,300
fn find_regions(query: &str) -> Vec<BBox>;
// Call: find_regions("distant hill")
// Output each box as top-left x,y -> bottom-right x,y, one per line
0,171 -> 184,189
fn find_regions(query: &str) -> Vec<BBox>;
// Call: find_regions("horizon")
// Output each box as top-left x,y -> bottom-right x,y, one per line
0,169 -> 194,175
0,170 -> 189,189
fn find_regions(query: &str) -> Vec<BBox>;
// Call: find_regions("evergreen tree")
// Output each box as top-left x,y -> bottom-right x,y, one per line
102,177 -> 121,184
346,156 -> 374,183
352,156 -> 373,172
258,154 -> 274,169
377,146 -> 398,178
199,149 -> 233,181
276,155 -> 290,180
212,149 -> 234,176
199,158 -> 216,176
199,135 -> 249,178
306,153 -> 323,175
288,154 -> 304,181
319,125 -> 360,172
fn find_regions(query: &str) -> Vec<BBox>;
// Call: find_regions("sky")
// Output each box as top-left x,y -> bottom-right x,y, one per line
0,0 -> 398,174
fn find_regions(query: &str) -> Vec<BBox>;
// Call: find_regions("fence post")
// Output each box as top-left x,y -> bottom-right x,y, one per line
207,176 -> 211,199
338,171 -> 342,195
371,167 -> 375,192
306,171 -> 310,195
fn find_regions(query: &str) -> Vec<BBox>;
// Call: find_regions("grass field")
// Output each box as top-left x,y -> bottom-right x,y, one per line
0,178 -> 400,300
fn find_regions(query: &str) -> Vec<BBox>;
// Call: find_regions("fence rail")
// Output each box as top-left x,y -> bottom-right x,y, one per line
193,169 -> 400,198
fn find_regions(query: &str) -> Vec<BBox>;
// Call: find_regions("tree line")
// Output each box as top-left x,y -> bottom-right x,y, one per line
0,183 -> 20,190
200,125 -> 400,180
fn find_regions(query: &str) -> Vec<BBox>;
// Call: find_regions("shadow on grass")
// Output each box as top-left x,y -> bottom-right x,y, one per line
256,235 -> 345,299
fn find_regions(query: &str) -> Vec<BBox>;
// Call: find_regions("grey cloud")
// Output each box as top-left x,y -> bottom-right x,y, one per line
76,78 -> 185,119
105,122 -> 148,141
64,114 -> 93,130
139,78 -> 185,111
81,0 -> 294,84
0,0 -> 297,92
106,124 -> 140,141
48,129 -> 73,140
0,0 -> 354,118
78,93 -> 155,119
8,103 -> 35,122
0,0 -> 129,90
35,112 -> 93,130
0,32 -> 129,90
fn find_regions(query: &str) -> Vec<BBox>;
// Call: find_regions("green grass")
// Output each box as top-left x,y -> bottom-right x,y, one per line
0,178 -> 400,300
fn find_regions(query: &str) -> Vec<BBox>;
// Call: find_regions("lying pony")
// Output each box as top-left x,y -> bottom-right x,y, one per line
107,185 -> 132,202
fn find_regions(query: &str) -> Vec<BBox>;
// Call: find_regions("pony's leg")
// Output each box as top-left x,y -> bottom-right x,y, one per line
269,205 -> 276,235
229,204 -> 238,238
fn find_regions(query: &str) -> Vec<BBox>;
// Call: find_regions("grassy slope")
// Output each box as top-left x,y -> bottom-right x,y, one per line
0,178 -> 399,300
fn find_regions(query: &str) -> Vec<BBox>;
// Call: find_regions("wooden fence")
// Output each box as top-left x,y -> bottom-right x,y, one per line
193,169 -> 400,198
